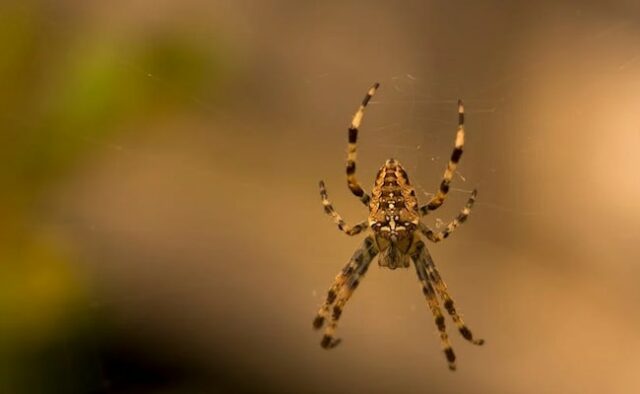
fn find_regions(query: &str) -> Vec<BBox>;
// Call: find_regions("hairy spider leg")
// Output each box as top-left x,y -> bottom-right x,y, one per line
420,189 -> 477,242
319,180 -> 368,236
347,82 -> 380,207
411,240 -> 457,370
313,237 -> 378,332
421,246 -> 484,346
322,245 -> 377,349
420,100 -> 465,215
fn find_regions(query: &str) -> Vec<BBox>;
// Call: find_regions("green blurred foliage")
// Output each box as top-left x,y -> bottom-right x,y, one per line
0,1 -> 231,391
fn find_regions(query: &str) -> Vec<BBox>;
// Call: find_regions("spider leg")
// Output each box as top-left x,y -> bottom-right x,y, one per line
319,180 -> 369,236
346,82 -> 379,207
419,99 -> 465,216
419,241 -> 484,346
312,237 -> 376,329
411,240 -> 457,371
313,236 -> 378,349
322,250 -> 377,349
420,189 -> 477,243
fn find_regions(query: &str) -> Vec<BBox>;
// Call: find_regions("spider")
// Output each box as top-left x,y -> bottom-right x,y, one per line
312,83 -> 484,371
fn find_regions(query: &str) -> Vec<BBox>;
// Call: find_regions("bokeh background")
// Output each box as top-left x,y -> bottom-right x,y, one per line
2,0 -> 640,393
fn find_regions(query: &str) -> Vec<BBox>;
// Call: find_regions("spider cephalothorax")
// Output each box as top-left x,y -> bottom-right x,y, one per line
313,83 -> 484,371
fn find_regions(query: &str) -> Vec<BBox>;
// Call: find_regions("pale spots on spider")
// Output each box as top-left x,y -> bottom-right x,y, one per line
455,130 -> 464,149
352,111 -> 364,129
314,83 -> 483,371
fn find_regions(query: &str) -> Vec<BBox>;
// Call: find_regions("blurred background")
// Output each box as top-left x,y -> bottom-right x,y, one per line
2,0 -> 640,393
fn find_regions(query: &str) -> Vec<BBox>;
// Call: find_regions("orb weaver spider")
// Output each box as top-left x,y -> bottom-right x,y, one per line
312,83 -> 484,371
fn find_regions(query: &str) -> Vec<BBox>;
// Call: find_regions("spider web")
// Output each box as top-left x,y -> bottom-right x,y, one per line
363,74 -> 539,227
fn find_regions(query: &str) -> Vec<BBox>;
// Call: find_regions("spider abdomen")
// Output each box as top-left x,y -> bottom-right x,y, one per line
369,159 -> 419,268
369,159 -> 419,233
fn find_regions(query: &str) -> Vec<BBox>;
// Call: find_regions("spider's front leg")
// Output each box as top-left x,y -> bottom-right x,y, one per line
313,236 -> 379,348
422,247 -> 484,346
411,240 -> 458,370
420,99 -> 466,216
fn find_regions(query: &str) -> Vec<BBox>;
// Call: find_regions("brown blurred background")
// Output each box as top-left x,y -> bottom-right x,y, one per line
2,0 -> 640,393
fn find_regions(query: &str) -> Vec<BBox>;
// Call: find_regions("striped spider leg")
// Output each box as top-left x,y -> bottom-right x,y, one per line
346,82 -> 379,207
319,180 -> 368,236
313,83 -> 483,370
411,239 -> 484,371
312,236 -> 378,348
419,99 -> 466,216
420,189 -> 477,243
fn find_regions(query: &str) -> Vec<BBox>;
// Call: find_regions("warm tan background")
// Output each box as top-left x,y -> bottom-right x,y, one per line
2,0 -> 640,393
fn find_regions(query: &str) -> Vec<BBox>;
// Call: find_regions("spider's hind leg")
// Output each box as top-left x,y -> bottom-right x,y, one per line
346,83 -> 379,207
420,100 -> 466,216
